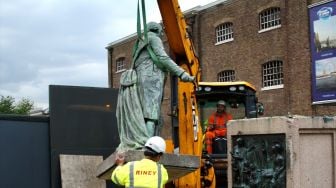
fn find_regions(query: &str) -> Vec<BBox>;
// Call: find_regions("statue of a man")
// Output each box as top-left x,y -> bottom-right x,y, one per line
135,22 -> 194,134
116,22 -> 194,152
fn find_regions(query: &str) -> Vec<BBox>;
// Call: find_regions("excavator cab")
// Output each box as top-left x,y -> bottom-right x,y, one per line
196,81 -> 262,120
196,81 -> 263,187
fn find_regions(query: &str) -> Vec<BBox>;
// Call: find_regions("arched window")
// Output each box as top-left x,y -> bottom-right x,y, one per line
259,7 -> 281,31
116,57 -> 126,72
215,22 -> 234,44
218,70 -> 235,82
262,60 -> 283,89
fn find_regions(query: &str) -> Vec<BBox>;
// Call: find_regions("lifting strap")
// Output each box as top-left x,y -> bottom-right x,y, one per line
132,0 -> 164,70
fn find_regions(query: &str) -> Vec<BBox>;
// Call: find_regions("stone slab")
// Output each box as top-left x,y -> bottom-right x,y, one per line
60,154 -> 105,188
96,150 -> 200,182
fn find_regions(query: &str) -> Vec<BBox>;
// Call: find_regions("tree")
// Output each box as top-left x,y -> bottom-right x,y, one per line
0,96 -> 15,114
0,95 -> 34,115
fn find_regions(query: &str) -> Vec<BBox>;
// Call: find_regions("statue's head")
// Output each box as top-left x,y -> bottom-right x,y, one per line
272,143 -> 282,152
237,137 -> 244,146
147,22 -> 163,37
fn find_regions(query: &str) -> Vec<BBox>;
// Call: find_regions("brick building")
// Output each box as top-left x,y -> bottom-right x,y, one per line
107,0 -> 336,137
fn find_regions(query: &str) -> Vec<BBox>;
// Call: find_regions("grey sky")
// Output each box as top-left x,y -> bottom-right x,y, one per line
0,0 -> 217,108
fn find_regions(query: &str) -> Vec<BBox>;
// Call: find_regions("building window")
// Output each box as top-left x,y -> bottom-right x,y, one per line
259,7 -> 281,32
262,60 -> 283,89
116,57 -> 126,72
215,22 -> 234,44
218,70 -> 235,82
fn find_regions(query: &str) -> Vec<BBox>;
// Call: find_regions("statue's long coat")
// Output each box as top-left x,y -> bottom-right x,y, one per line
116,31 -> 185,152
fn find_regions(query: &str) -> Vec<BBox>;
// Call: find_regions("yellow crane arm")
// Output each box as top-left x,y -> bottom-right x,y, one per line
157,0 -> 200,81
157,0 -> 203,187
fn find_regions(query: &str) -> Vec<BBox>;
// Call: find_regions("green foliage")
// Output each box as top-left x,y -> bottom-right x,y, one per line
14,98 -> 34,114
0,95 -> 34,115
0,96 -> 15,114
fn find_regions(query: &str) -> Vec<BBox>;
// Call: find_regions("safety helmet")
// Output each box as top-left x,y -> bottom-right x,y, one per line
145,136 -> 166,153
147,22 -> 163,34
217,100 -> 226,106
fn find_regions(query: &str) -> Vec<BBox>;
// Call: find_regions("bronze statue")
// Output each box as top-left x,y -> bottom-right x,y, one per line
116,22 -> 194,152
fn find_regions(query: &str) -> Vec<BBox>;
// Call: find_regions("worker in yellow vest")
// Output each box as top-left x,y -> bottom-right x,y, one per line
111,136 -> 169,187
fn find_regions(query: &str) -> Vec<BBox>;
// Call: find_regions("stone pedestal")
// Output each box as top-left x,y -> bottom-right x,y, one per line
227,116 -> 336,188
60,155 -> 105,188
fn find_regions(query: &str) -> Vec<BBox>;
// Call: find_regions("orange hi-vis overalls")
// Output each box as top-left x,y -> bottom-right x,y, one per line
205,112 -> 232,154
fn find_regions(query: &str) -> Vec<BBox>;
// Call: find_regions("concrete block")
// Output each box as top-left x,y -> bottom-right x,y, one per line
227,116 -> 336,188
60,154 -> 105,188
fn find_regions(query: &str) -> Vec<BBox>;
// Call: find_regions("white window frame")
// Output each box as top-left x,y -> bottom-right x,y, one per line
116,57 -> 126,73
215,22 -> 234,45
259,7 -> 281,33
261,60 -> 284,90
218,70 -> 235,82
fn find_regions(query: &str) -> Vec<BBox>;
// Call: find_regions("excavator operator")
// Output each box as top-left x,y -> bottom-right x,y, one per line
205,100 -> 233,154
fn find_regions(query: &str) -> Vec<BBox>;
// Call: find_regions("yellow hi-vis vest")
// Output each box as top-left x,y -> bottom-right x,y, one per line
111,158 -> 168,188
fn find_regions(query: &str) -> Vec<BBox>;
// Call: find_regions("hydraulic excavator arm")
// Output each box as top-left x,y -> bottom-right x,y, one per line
157,0 -> 203,187
157,0 -> 200,75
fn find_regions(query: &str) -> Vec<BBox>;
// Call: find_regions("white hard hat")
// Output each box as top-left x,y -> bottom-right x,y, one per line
145,136 -> 166,153
217,100 -> 226,106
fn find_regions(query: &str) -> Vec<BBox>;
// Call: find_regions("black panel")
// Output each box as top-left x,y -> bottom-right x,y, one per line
0,119 -> 50,188
212,137 -> 227,154
49,85 -> 120,188
170,76 -> 179,148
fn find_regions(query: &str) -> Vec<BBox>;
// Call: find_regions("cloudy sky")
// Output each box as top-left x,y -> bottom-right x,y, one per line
0,0 -> 217,108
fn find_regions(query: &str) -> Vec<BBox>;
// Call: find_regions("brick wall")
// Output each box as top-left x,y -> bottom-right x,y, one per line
107,37 -> 136,88
107,0 -> 336,138
198,0 -> 288,116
